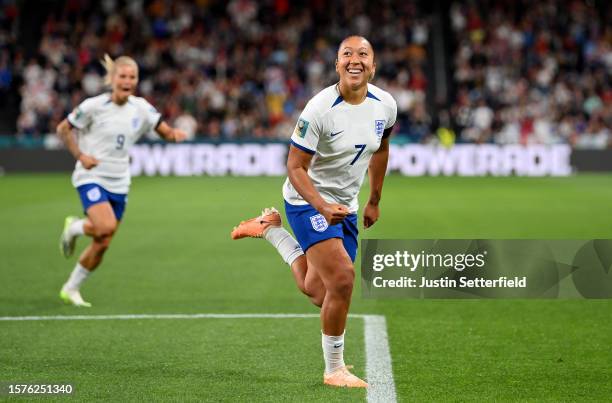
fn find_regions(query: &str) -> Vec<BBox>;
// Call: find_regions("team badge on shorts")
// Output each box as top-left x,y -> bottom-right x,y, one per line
87,187 -> 101,202
310,214 -> 328,232
375,120 -> 385,139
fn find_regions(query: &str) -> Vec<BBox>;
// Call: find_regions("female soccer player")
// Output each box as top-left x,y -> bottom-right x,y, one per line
57,55 -> 187,307
232,36 -> 397,387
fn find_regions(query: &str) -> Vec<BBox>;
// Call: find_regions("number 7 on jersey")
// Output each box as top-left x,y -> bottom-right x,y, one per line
350,144 -> 366,165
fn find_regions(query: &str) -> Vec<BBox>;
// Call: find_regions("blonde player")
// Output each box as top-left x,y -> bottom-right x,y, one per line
57,55 -> 187,307
232,36 -> 397,387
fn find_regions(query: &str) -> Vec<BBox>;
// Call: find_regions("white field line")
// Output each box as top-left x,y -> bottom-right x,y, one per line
364,315 -> 397,403
0,313 -> 396,403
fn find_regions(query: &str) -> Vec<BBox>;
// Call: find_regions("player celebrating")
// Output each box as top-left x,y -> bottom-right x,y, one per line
57,55 -> 187,307
232,36 -> 396,387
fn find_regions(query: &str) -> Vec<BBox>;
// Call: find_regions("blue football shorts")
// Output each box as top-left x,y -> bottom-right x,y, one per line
284,201 -> 358,262
76,183 -> 127,221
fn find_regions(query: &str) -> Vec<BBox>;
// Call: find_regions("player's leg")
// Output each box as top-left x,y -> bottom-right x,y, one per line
308,239 -> 354,334
59,215 -> 97,257
281,202 -> 333,306
291,254 -> 326,307
77,202 -> 118,271
60,202 -> 118,307
233,205 -> 364,385
303,215 -> 356,309
314,213 -> 358,332
306,238 -> 366,387
60,184 -> 115,258
60,185 -> 126,307
231,207 -> 327,304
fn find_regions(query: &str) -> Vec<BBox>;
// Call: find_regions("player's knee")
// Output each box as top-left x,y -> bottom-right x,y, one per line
330,267 -> 355,297
93,236 -> 112,252
93,222 -> 117,238
309,294 -> 324,308
92,226 -> 115,252
302,285 -> 325,307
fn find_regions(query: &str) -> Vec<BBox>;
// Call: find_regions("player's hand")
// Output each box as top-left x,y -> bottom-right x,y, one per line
78,154 -> 99,169
171,128 -> 188,143
363,202 -> 379,229
319,203 -> 350,225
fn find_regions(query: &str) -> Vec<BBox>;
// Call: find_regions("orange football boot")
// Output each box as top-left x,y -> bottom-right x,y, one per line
324,366 -> 368,388
231,207 -> 282,239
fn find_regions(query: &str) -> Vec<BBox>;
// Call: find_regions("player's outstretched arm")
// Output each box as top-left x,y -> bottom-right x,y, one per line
56,119 -> 99,169
155,121 -> 188,143
287,145 -> 349,225
364,135 -> 390,228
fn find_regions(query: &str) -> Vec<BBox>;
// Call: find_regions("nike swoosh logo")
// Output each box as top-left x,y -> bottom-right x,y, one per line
330,130 -> 344,137
333,343 -> 344,348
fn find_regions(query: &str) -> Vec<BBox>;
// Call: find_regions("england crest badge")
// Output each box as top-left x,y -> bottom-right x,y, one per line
87,187 -> 101,202
310,214 -> 328,232
375,120 -> 385,139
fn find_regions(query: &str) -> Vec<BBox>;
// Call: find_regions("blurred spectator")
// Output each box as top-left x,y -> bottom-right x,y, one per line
9,0 -> 608,148
11,0 -> 431,140
575,115 -> 610,149
174,112 -> 198,141
449,0 -> 611,148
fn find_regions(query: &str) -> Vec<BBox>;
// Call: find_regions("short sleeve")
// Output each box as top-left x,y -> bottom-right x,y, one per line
137,98 -> 162,134
290,101 -> 321,155
67,98 -> 95,130
385,96 -> 397,129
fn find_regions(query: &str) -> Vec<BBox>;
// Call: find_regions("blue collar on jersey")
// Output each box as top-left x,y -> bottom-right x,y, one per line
331,90 -> 381,107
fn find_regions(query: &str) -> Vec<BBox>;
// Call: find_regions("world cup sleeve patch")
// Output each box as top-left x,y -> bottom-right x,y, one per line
310,214 -> 328,232
294,118 -> 310,138
87,187 -> 101,202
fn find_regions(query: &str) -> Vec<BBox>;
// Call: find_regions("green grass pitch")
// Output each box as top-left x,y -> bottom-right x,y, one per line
1,174 -> 611,401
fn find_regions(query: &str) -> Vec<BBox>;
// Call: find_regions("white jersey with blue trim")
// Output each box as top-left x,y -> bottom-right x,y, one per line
283,83 -> 397,213
67,93 -> 161,194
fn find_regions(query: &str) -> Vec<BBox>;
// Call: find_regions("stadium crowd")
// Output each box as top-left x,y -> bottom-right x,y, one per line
448,0 -> 611,148
4,0 -> 429,141
1,0 -> 610,148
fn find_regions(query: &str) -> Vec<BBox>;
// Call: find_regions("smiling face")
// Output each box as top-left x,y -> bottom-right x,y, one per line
111,64 -> 138,104
335,36 -> 376,91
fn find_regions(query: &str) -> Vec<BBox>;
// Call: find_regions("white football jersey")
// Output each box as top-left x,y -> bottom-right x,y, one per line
283,83 -> 397,213
67,93 -> 161,193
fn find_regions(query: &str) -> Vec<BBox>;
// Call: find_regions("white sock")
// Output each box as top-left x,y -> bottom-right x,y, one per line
263,227 -> 304,266
322,331 -> 346,374
68,219 -> 85,237
63,263 -> 91,291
